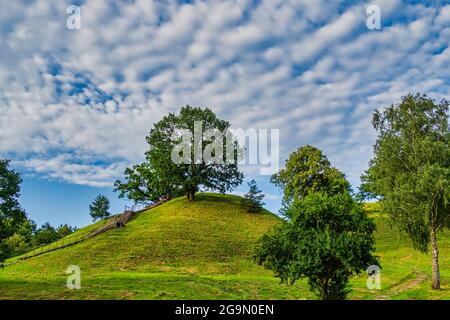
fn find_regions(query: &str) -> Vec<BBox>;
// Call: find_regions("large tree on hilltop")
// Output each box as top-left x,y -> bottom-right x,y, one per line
115,106 -> 243,203
361,93 -> 449,290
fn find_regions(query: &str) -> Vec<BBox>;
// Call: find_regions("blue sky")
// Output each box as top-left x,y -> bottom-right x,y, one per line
1,0 -> 449,228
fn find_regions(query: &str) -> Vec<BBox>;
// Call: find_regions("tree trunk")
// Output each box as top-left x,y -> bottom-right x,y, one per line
187,191 -> 195,202
431,228 -> 440,290
320,277 -> 329,300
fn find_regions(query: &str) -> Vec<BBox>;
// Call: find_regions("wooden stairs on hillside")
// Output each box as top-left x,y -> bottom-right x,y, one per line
3,197 -> 170,266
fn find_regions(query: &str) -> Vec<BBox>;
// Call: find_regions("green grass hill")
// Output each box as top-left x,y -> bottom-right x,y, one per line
0,193 -> 448,299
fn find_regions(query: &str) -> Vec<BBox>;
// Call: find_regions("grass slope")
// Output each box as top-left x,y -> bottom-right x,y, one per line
0,193 -> 448,299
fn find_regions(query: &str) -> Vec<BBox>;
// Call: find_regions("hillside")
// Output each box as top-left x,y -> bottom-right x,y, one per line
0,193 -> 448,300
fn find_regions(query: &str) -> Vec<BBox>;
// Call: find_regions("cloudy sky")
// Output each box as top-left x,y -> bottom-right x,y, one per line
1,0 -> 449,227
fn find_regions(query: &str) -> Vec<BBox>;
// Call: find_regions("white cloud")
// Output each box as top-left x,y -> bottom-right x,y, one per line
0,0 -> 449,188
15,154 -> 127,187
436,5 -> 450,26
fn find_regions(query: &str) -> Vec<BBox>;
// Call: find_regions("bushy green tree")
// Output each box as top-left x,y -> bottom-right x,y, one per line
115,106 -> 243,203
242,179 -> 265,213
3,233 -> 32,257
32,222 -> 60,247
89,195 -> 111,221
361,93 -> 449,289
31,223 -> 76,247
0,160 -> 33,263
56,224 -> 77,238
255,192 -> 377,300
256,147 -> 377,299
271,145 -> 350,215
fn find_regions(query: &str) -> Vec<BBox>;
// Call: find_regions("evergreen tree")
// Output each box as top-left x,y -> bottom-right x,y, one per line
89,195 -> 111,221
242,179 -> 265,213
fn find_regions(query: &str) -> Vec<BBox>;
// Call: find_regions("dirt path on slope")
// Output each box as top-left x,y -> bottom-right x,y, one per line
376,270 -> 428,300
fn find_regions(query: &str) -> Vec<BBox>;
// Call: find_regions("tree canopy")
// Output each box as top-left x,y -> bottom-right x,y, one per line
89,195 -> 111,221
256,179 -> 377,299
0,160 -> 31,263
271,145 -> 350,214
32,222 -> 60,247
361,93 -> 449,289
242,179 -> 265,213
115,106 -> 243,202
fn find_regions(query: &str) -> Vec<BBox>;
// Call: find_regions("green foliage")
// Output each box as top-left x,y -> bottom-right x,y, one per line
242,179 -> 265,213
115,106 -> 243,203
255,192 -> 378,300
32,222 -> 76,247
32,223 -> 60,247
56,224 -> 77,238
89,195 -> 111,221
0,159 -> 33,263
363,202 -> 381,214
361,93 -> 449,251
258,146 -> 377,299
271,145 -> 350,214
2,234 -> 31,258
0,161 -> 74,260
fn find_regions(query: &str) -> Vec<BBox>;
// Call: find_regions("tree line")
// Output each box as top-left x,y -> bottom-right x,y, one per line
0,162 -> 114,264
0,159 -> 77,263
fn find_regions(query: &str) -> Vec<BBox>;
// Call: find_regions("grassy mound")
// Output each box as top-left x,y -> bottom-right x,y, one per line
0,194 -> 448,299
